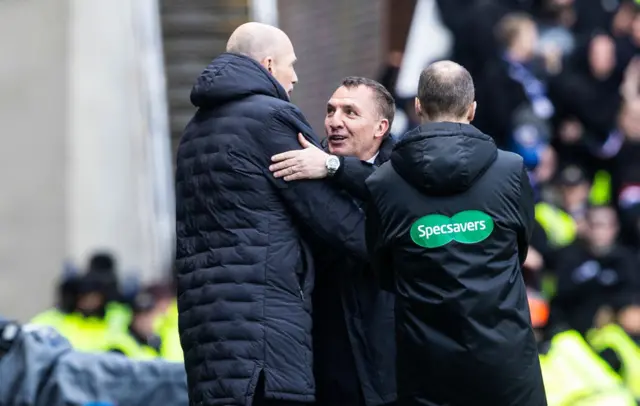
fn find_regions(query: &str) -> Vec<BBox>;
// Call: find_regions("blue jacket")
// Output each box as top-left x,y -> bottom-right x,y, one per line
0,321 -> 187,406
175,53 -> 367,405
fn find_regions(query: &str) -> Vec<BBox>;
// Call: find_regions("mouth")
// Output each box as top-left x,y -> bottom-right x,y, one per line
328,134 -> 348,143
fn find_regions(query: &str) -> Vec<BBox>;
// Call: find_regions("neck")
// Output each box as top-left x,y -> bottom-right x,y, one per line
421,117 -> 470,125
356,141 -> 383,162
506,48 -> 529,63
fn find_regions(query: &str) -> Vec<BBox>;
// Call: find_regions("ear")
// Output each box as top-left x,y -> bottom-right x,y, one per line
260,56 -> 274,73
374,119 -> 390,139
414,97 -> 423,118
467,101 -> 477,122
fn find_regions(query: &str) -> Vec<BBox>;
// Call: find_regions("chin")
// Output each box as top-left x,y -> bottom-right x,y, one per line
328,144 -> 350,156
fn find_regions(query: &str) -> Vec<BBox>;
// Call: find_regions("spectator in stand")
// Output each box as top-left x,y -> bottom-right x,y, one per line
552,205 -> 639,336
474,12 -> 554,156
612,58 -> 640,244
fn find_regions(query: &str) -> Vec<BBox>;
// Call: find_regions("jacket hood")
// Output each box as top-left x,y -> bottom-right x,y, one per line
391,122 -> 498,195
190,52 -> 289,108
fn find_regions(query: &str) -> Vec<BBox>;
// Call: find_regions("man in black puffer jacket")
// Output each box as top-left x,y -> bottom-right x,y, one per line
365,61 -> 547,406
175,23 -> 367,406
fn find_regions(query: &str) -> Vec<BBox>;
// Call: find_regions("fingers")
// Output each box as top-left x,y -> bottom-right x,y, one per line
269,158 -> 296,173
273,165 -> 300,179
271,150 -> 299,162
283,172 -> 305,181
298,133 -> 311,148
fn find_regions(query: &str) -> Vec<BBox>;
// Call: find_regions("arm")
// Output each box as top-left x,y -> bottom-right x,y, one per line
256,107 -> 367,260
516,165 -> 535,266
365,199 -> 394,291
269,134 -> 377,201
330,157 -> 377,201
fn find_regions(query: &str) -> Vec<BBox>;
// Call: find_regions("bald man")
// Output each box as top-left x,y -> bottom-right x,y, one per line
175,23 -> 368,406
365,61 -> 547,405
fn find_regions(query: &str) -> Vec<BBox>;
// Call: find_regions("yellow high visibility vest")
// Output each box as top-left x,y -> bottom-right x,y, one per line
105,301 -> 132,333
540,330 -> 635,406
48,312 -> 111,352
588,323 -> 640,398
30,308 -> 67,330
155,299 -> 183,362
589,170 -> 611,206
535,202 -> 576,248
103,331 -> 160,360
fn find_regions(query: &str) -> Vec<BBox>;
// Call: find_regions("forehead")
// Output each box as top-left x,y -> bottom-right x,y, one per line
328,85 -> 377,110
589,207 -> 616,222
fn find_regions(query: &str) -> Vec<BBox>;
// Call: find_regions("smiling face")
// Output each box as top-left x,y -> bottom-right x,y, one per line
324,85 -> 389,161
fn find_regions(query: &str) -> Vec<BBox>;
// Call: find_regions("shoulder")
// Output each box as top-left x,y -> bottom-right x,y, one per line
491,149 -> 526,184
366,161 -> 396,188
495,149 -> 525,170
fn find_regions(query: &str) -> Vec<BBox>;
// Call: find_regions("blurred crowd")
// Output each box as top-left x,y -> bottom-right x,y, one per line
381,0 -> 640,402
29,252 -> 181,362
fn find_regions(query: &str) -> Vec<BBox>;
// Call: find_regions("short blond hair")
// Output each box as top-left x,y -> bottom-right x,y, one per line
495,12 -> 535,48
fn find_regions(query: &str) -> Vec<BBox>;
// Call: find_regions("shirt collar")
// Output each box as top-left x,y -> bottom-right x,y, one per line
366,152 -> 379,164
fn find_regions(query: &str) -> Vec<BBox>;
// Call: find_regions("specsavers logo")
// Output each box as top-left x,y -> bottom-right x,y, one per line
410,210 -> 494,248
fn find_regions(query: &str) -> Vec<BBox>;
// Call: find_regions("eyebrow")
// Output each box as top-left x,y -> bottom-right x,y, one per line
327,101 -> 358,109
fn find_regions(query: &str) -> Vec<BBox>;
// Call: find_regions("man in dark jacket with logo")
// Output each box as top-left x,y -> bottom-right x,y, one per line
269,77 -> 397,406
175,23 -> 368,406
365,61 -> 547,406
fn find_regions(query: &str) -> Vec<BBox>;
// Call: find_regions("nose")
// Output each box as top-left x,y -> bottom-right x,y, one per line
292,69 -> 298,85
327,112 -> 344,130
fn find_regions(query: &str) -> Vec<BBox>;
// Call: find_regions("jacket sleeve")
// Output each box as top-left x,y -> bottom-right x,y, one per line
253,106 -> 367,260
516,165 -> 535,266
365,200 -> 394,291
330,157 -> 377,201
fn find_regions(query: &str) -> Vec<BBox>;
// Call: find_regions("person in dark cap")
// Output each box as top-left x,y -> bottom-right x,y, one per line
104,288 -> 163,359
556,164 -> 591,237
551,204 -> 639,336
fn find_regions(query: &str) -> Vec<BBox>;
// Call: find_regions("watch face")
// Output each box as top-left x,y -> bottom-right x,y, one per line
329,157 -> 338,169
328,156 -> 340,170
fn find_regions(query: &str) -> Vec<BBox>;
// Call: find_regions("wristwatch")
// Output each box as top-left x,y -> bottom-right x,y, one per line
325,155 -> 341,177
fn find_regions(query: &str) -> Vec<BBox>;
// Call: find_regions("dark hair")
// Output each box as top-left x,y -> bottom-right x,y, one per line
417,61 -> 475,120
341,76 -> 395,133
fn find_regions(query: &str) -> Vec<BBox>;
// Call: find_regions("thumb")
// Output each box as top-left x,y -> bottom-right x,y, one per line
298,133 -> 312,148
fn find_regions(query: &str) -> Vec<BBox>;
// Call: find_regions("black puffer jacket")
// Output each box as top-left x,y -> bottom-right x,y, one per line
365,122 -> 546,406
175,53 -> 367,406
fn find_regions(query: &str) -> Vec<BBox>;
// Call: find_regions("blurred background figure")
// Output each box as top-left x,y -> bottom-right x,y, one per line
530,289 -> 638,405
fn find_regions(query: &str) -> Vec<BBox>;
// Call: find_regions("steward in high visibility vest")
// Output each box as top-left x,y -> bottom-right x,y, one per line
588,322 -> 640,399
155,298 -> 183,362
30,264 -> 82,334
535,166 -> 612,250
528,290 -> 636,405
104,289 -> 162,360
